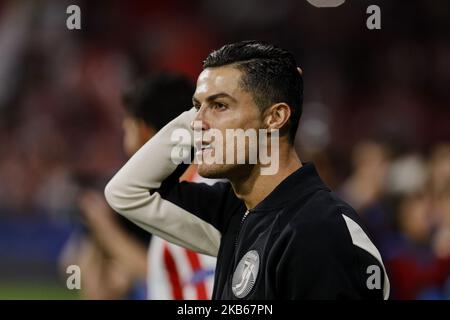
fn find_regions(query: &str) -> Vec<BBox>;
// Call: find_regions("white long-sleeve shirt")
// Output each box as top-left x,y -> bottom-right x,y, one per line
104,108 -> 221,257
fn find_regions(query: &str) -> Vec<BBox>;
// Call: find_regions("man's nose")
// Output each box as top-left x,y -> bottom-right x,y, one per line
190,107 -> 210,131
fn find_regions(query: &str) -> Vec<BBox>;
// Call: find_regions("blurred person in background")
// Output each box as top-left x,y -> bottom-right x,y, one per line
427,143 -> 450,202
370,144 -> 450,299
60,72 -> 216,299
121,73 -> 217,299
339,140 -> 450,299
386,192 -> 450,300
338,140 -> 393,251
339,140 -> 391,211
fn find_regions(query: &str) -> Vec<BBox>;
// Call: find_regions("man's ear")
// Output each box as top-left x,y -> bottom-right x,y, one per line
264,103 -> 291,131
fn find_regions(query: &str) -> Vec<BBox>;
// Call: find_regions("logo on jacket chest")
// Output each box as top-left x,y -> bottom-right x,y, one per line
232,250 -> 260,298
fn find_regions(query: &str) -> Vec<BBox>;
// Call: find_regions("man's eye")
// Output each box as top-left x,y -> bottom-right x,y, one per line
193,105 -> 200,112
213,102 -> 227,110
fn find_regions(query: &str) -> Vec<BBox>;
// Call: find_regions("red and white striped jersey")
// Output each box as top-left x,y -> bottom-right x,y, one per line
146,168 -> 218,300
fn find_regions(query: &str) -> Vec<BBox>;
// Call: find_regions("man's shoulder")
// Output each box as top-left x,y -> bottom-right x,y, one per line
274,188 -> 389,300
283,189 -> 364,246
292,188 -> 357,222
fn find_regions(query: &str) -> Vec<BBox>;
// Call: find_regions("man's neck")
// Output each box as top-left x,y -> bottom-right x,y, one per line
230,147 -> 302,210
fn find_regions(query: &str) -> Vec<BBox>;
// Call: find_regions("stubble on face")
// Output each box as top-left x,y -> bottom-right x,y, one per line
193,66 -> 263,180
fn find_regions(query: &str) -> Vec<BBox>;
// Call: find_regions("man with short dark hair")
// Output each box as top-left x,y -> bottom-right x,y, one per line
105,41 -> 390,299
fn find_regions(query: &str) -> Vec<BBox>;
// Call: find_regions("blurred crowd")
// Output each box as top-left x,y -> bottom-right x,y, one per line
327,141 -> 450,299
0,0 -> 449,299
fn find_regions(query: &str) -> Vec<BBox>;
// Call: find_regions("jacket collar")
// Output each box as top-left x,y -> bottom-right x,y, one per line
250,162 -> 330,212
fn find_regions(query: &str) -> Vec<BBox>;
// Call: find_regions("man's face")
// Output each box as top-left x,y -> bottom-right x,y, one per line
192,66 -> 264,179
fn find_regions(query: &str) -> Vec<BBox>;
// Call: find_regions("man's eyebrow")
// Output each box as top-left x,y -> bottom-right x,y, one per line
193,92 -> 237,104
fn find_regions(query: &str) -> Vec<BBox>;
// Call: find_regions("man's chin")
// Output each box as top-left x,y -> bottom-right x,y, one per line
197,164 -> 229,179
197,163 -> 254,181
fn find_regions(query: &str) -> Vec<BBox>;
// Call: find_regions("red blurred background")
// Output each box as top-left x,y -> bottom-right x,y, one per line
0,0 -> 449,299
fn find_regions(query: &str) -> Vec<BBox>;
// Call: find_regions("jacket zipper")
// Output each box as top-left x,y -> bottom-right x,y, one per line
229,209 -> 250,292
234,209 -> 250,250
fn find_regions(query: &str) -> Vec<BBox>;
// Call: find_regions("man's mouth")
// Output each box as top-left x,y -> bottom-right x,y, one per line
201,143 -> 213,151
195,140 -> 214,157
